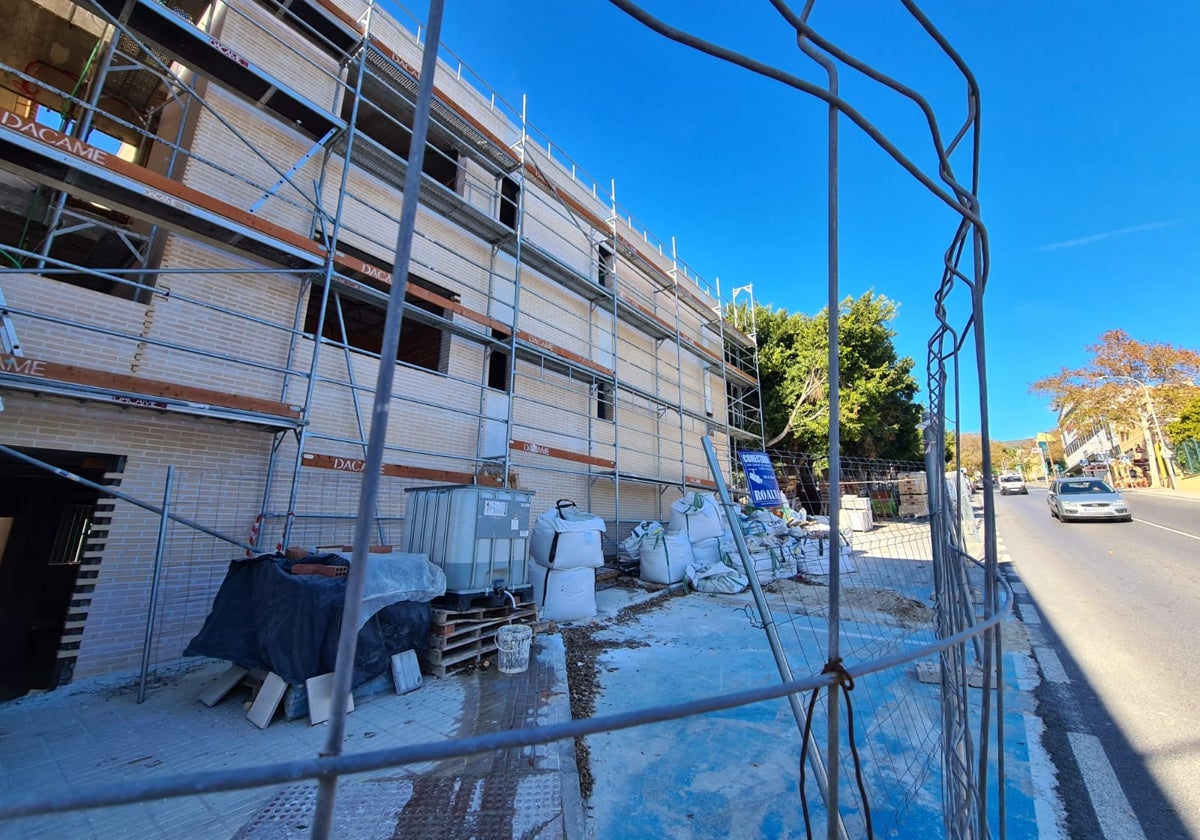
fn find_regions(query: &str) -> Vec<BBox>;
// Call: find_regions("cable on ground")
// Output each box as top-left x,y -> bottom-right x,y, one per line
798,657 -> 874,840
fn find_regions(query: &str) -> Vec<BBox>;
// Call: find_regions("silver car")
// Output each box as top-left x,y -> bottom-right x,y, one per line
1047,478 -> 1132,523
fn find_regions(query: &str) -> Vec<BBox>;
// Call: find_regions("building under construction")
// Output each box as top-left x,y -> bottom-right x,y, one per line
0,0 -> 764,698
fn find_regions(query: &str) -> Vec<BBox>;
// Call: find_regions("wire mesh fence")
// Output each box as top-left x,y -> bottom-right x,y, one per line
0,0 -> 1007,835
1175,438 -> 1200,476
119,451 -> 995,835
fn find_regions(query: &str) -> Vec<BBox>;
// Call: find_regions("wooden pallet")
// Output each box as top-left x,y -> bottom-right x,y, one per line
429,607 -> 537,645
594,566 -> 620,590
421,596 -> 539,678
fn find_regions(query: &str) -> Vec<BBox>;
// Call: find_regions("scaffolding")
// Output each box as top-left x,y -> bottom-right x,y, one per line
0,0 -> 763,683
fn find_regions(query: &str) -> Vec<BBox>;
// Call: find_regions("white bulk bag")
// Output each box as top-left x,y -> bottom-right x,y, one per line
668,492 -> 724,543
531,500 -> 606,569
747,508 -> 788,537
690,536 -> 723,568
639,529 -> 693,585
685,558 -> 749,594
532,564 -> 597,621
621,520 -> 662,561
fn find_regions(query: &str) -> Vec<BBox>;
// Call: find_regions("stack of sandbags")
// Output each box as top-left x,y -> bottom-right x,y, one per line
780,525 -> 856,575
720,506 -> 856,582
718,508 -> 794,585
530,500 -> 603,621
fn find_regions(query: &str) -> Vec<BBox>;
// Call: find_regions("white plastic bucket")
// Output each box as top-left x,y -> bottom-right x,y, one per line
496,624 -> 533,674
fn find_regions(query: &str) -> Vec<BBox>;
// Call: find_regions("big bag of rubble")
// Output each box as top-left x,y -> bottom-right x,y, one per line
685,555 -> 749,594
532,564 -> 597,621
530,499 -> 606,569
620,520 -> 657,561
668,491 -> 724,543
638,526 -> 694,585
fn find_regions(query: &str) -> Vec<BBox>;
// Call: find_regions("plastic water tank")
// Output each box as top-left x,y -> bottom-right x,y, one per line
402,485 -> 534,594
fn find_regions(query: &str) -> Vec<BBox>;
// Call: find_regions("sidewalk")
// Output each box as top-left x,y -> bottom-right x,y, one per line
0,630 -> 585,839
1123,485 -> 1200,501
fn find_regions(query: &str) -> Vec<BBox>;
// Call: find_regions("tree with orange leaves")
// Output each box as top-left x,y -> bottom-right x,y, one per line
1029,329 -> 1200,433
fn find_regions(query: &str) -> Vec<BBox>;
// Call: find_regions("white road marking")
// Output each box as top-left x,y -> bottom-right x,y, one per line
1026,716 -> 1066,840
1133,519 -> 1200,540
1067,731 -> 1147,840
1032,646 -> 1069,684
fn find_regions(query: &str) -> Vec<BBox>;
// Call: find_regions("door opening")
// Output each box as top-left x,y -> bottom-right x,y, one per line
0,447 -> 120,700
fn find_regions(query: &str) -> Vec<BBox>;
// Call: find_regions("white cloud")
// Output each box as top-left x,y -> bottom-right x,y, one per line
1036,220 -> 1177,252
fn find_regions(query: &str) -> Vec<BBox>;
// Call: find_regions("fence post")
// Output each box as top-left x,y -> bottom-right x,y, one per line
138,465 -> 174,704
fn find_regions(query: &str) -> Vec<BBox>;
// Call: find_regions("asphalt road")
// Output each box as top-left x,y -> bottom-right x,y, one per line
993,487 -> 1200,840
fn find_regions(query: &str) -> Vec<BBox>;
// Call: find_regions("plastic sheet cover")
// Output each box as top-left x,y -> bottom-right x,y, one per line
184,553 -> 440,687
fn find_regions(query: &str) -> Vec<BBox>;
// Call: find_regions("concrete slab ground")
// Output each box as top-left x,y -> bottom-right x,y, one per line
578,576 -> 1049,839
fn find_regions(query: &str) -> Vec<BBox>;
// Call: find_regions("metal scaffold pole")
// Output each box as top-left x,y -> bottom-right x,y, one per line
310,0 -> 447,836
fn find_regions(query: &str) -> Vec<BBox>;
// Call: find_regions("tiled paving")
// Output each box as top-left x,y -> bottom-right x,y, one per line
0,632 -> 581,840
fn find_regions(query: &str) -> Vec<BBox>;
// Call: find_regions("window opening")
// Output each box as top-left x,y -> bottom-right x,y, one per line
48,504 -> 93,566
0,448 -> 120,699
487,328 -> 510,390
499,177 -> 520,229
596,381 -> 613,421
344,98 -> 460,190
727,381 -> 748,429
598,244 -> 615,288
0,109 -> 154,299
305,265 -> 452,375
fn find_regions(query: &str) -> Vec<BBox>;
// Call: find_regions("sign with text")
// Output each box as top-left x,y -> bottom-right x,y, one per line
738,450 -> 785,508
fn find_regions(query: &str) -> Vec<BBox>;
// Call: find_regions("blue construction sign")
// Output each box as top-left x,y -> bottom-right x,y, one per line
738,450 -> 785,508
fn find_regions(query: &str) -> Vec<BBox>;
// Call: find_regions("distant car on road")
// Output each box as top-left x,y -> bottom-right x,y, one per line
998,473 -> 1028,495
1047,477 -> 1132,522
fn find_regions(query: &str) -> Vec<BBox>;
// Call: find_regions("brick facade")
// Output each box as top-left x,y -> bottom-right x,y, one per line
0,0 -> 761,687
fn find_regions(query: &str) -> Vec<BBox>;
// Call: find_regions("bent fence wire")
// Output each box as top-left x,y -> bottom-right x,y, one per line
0,3 -> 1006,840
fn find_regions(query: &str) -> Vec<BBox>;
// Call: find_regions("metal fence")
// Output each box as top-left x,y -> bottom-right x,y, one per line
0,435 -> 1006,839
0,1 -> 1006,839
1175,438 -> 1200,476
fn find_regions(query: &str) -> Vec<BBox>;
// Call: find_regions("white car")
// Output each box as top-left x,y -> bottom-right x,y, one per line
998,474 -> 1027,495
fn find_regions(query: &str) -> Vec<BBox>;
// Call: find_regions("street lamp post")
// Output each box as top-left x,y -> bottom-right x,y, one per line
1099,375 -> 1177,491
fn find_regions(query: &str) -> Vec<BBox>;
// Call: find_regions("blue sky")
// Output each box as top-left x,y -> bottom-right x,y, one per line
397,1 -> 1199,442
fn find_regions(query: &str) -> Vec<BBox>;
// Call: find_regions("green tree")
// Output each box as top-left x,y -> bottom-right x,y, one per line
1165,395 -> 1200,443
754,292 -> 922,460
